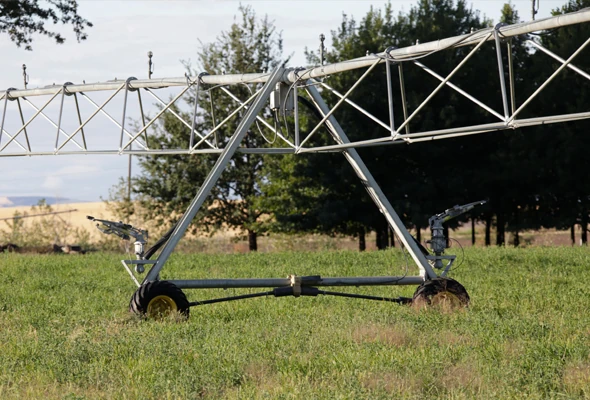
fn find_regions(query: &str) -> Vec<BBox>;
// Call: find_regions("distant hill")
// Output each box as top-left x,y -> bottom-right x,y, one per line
0,196 -> 85,208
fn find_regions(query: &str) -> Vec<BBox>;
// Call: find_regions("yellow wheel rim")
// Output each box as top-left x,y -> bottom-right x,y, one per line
147,295 -> 177,318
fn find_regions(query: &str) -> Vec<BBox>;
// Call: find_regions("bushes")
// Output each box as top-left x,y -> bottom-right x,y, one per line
0,200 -> 90,249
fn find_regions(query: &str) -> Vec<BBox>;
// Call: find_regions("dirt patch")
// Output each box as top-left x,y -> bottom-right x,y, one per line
435,330 -> 470,346
438,362 -> 482,392
503,340 -> 525,359
352,323 -> 411,347
360,371 -> 422,395
67,326 -> 86,342
562,361 -> 590,395
243,361 -> 281,394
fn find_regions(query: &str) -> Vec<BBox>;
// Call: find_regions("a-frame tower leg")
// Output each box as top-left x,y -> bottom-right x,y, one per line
306,85 -> 437,280
143,67 -> 285,283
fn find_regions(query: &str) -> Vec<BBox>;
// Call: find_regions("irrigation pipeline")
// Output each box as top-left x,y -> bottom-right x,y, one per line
2,9 -> 590,98
0,209 -> 78,221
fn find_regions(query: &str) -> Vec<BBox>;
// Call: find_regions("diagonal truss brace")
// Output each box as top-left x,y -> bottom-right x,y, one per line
142,66 -> 285,282
528,39 -> 590,81
296,32 -> 493,153
189,86 -> 262,152
1,89 -> 61,152
298,32 -> 590,154
144,87 -> 217,149
509,36 -> 590,123
394,33 -> 493,138
413,61 -> 505,121
220,86 -> 296,149
305,85 -> 437,280
297,59 -> 382,149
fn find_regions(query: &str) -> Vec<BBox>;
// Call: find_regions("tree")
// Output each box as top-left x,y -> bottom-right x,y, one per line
135,5 -> 285,251
468,1 -> 590,247
261,0 -> 493,250
0,0 -> 92,51
537,0 -> 590,245
469,2 -> 535,247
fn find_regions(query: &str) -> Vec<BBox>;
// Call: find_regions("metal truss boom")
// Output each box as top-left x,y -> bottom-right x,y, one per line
0,9 -> 587,160
0,10 -> 588,158
2,9 -> 589,101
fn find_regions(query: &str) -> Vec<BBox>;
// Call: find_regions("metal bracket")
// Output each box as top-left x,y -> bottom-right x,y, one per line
289,274 -> 302,297
6,87 -> 16,102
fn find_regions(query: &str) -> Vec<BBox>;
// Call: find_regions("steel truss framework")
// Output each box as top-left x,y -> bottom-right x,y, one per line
3,11 -> 590,303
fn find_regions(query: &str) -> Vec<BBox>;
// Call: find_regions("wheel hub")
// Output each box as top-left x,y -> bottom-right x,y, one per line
147,295 -> 177,318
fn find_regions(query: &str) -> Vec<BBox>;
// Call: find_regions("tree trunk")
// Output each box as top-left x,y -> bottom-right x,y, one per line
571,224 -> 576,246
485,214 -> 491,246
513,229 -> 520,247
471,218 -> 476,246
513,208 -> 520,247
389,227 -> 395,248
496,213 -> 505,246
582,213 -> 588,246
359,228 -> 366,252
416,225 -> 421,243
248,230 -> 257,252
376,228 -> 387,250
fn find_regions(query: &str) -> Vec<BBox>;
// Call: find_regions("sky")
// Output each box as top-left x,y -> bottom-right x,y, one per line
0,0 -> 567,202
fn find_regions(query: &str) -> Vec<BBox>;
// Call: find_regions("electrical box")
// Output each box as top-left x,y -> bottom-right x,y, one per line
270,82 -> 294,116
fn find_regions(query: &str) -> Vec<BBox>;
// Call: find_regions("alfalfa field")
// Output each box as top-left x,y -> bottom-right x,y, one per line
0,247 -> 589,399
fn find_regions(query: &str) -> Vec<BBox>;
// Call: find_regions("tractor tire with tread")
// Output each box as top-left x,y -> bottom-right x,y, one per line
129,280 -> 190,319
412,277 -> 469,309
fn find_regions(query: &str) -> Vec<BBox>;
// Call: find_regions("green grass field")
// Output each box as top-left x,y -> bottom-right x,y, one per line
1,247 -> 589,399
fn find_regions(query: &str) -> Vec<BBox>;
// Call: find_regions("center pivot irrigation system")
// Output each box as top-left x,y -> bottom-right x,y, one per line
2,11 -> 590,318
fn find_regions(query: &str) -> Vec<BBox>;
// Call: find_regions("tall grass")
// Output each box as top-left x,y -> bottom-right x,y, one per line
0,247 -> 589,399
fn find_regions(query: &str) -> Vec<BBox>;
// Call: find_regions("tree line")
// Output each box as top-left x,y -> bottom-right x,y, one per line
133,0 -> 590,251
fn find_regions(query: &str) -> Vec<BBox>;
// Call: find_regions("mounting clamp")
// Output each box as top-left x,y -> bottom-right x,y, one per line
289,274 -> 302,297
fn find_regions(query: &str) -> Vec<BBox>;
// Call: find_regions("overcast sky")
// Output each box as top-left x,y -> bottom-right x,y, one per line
0,0 -> 564,202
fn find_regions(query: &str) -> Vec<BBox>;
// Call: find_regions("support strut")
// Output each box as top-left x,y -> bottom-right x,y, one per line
305,85 -> 437,280
143,66 -> 285,283
188,287 -> 412,308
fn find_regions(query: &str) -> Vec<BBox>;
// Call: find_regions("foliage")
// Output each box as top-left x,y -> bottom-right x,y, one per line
261,0 -> 590,248
260,0 -> 494,249
0,199 -> 90,248
133,0 -> 590,251
134,5 -> 286,251
0,0 -> 92,50
536,0 -> 590,243
1,248 -> 589,398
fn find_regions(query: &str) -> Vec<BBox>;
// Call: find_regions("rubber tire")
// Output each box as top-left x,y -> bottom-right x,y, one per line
412,277 -> 470,309
129,280 -> 190,319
